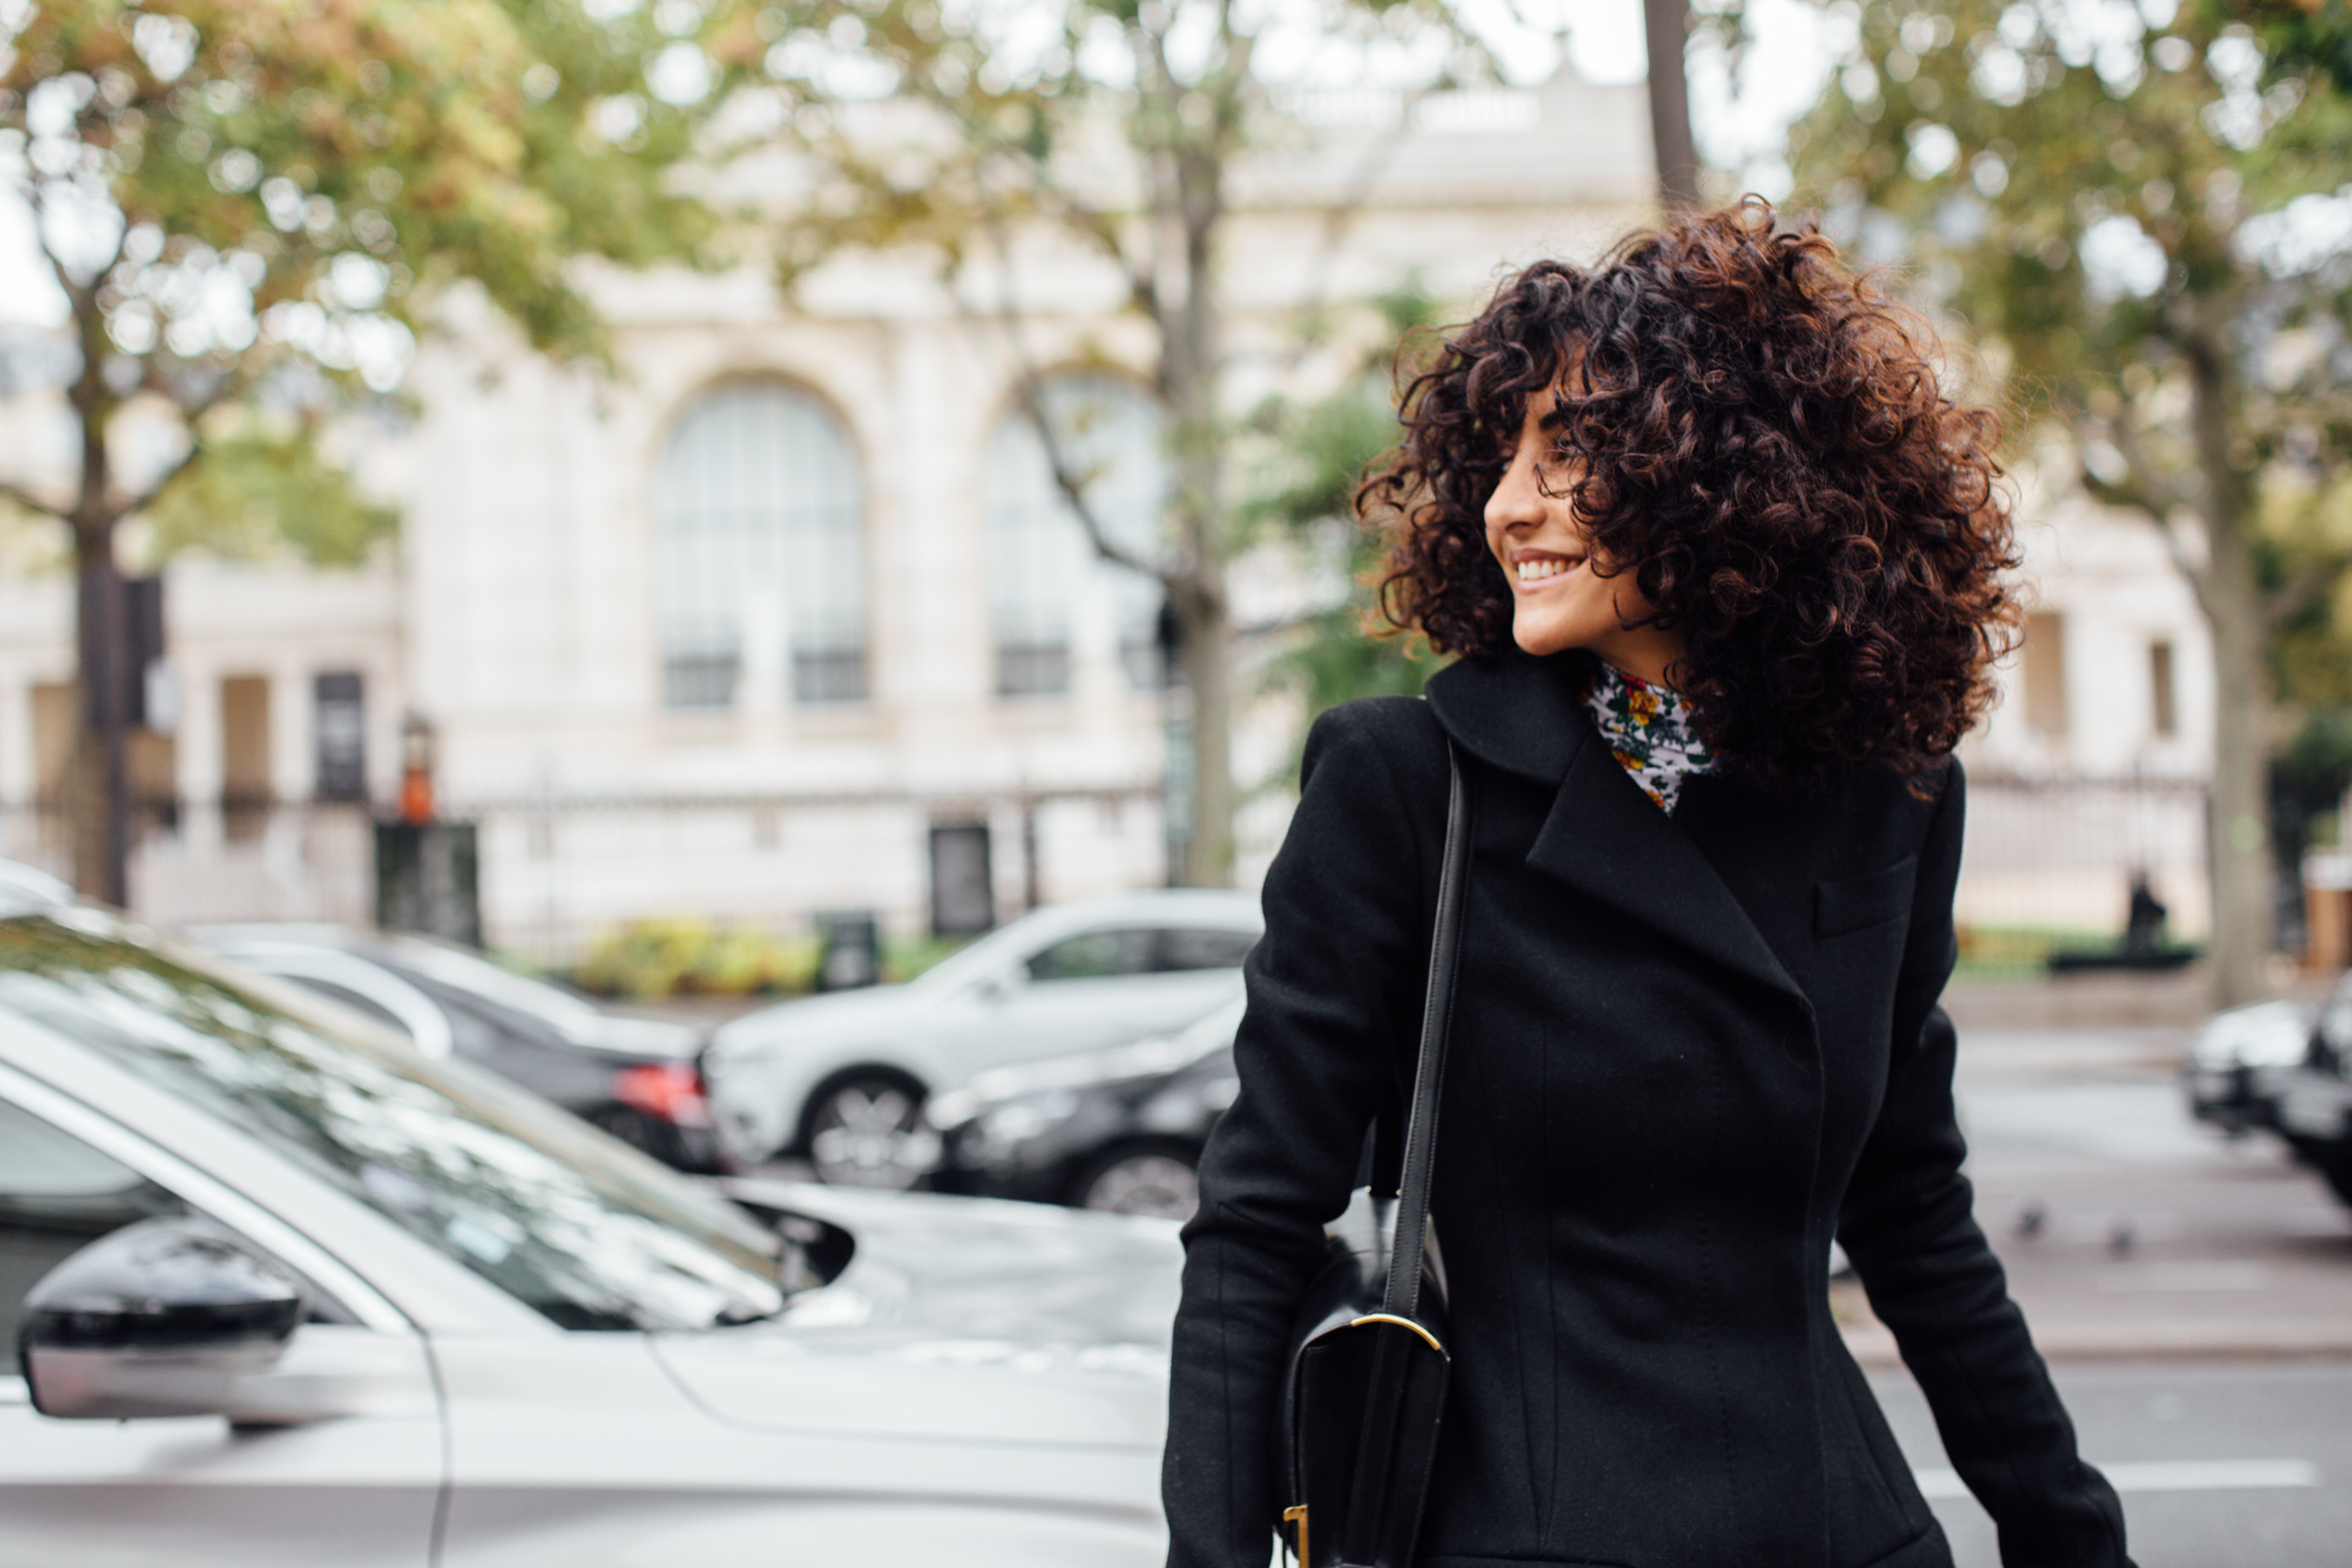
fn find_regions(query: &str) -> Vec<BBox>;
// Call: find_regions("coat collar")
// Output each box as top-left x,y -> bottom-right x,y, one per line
1426,650 -> 1808,1014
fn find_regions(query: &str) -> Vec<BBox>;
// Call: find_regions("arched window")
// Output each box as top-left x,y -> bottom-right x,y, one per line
983,376 -> 1166,697
653,383 -> 867,709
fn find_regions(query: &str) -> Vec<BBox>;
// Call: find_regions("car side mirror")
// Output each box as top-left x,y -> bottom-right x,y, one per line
18,1214 -> 305,1420
973,968 -> 1026,1004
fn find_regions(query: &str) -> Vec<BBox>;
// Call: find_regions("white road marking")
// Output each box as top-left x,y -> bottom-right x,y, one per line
1915,1459 -> 2320,1499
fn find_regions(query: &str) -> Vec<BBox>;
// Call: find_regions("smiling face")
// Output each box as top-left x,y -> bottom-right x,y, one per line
1484,387 -> 1685,686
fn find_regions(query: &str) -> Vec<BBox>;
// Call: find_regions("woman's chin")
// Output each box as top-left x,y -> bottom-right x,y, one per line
1511,612 -> 1585,658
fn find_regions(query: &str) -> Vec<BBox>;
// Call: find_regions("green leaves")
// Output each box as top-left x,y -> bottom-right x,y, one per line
139,421 -> 395,567
1791,0 -> 2352,492
3,0 -> 750,549
6,0 -> 743,385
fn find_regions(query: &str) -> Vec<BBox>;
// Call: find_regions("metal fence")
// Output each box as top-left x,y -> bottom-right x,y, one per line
1952,773 -> 2211,974
4,773 -> 2214,976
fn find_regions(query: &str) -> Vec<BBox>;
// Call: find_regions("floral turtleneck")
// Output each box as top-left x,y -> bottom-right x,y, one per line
1584,662 -> 1713,814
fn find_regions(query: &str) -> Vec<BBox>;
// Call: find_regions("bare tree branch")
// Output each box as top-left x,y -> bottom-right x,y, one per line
2074,414 -> 2224,623
118,431 -> 209,518
971,218 -> 1173,589
2263,560 -> 2335,630
0,481 -> 69,521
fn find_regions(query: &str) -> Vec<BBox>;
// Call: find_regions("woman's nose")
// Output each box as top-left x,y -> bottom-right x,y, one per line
1486,452 -> 1544,534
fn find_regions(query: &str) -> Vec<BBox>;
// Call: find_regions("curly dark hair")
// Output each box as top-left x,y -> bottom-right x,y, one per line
1362,198 -> 2021,792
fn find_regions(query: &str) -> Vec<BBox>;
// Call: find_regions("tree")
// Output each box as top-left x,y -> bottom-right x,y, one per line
753,0 -> 1484,887
0,0 -> 754,902
1645,0 -> 1702,209
1247,281 -> 1444,747
1789,0 -> 2352,1004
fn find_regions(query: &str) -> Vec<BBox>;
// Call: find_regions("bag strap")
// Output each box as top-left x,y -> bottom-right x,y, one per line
1382,737 -> 1470,1322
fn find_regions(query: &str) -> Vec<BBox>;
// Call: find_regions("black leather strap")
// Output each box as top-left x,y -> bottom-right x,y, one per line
1382,739 -> 1470,1321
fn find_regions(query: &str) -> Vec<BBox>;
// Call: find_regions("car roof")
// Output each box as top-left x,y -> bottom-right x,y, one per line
0,858 -> 75,913
910,888 -> 1260,991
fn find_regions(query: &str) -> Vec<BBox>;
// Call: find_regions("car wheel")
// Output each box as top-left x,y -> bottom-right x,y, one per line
806,1075 -> 938,1189
1075,1144 -> 1202,1221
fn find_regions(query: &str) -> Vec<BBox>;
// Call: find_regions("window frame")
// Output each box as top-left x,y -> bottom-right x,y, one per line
652,378 -> 873,713
0,1058 -> 409,1335
981,374 -> 1169,700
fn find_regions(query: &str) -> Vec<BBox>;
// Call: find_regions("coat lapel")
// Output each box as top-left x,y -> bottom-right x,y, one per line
1427,650 -> 1809,1014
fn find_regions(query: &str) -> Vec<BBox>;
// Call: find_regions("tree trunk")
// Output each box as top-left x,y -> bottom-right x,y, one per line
1159,128 -> 1234,888
2185,326 -> 2270,1005
72,517 -> 131,907
1642,0 -> 1701,213
1175,573 -> 1234,887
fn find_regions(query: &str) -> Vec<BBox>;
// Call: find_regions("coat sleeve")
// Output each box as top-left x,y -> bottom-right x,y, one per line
1838,760 -> 2133,1568
1162,701 -> 1443,1568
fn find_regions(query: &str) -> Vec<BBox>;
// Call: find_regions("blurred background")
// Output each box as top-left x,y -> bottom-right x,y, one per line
5,1 -> 2352,1559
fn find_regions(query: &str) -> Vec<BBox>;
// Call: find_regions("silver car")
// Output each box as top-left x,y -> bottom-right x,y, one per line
704,889 -> 1260,1187
0,904 -> 1173,1566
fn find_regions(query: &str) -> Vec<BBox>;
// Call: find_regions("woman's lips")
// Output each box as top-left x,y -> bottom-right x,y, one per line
1511,552 -> 1586,590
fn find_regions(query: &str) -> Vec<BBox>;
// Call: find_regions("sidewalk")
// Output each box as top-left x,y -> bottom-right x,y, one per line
1837,1012 -> 2352,1365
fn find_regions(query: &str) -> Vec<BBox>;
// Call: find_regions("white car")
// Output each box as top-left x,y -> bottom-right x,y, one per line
0,902 -> 1175,1567
703,889 -> 1260,1186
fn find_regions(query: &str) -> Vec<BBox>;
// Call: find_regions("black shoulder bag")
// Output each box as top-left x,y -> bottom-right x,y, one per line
1280,738 -> 1472,1568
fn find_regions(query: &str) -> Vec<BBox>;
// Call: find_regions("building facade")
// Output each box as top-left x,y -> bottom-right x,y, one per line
0,71 -> 2215,960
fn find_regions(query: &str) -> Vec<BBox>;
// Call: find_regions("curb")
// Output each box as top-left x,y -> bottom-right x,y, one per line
1842,1320 -> 2352,1366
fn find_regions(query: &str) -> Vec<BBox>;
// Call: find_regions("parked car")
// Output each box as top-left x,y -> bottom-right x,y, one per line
2272,975 -> 2352,1211
2275,1055 -> 2352,1208
703,889 -> 1260,1188
0,858 -> 71,910
2182,997 -> 2315,1133
929,997 -> 1242,1220
184,923 -> 724,1172
0,902 -> 1173,1566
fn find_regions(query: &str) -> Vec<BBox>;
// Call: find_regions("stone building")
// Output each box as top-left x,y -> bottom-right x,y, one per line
0,65 -> 2214,958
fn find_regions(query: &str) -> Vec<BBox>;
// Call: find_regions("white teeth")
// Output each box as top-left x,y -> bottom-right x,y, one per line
1517,558 -> 1575,583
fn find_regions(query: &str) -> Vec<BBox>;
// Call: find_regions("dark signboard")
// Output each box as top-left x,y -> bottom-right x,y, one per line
315,672 -> 367,802
929,821 -> 995,937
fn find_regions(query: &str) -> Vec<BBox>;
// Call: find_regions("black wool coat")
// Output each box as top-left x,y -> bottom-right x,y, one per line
1162,648 -> 2132,1568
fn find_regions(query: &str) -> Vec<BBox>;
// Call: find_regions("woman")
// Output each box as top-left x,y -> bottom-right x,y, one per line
1162,201 -> 2131,1568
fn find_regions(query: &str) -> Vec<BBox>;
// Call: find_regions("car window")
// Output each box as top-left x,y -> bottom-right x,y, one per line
284,977 -> 414,1039
0,915 -> 785,1332
0,1098 -> 186,1352
380,941 -> 603,1041
1027,929 -> 1159,982
1156,927 -> 1257,973
385,969 -> 544,1058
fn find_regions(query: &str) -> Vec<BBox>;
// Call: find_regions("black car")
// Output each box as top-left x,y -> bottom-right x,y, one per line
2181,997 -> 2313,1134
2277,1010 -> 2352,1211
926,998 -> 1241,1220
184,923 -> 725,1171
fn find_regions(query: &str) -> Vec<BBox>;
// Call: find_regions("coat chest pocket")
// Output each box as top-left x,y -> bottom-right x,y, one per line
1814,855 -> 1917,939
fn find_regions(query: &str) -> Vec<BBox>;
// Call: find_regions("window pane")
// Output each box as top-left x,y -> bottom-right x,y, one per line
1156,927 -> 1258,972
0,1098 -> 186,1351
655,384 -> 867,710
0,919 -> 785,1332
792,648 -> 868,705
664,652 -> 740,711
984,377 -> 1166,696
1027,928 -> 1158,982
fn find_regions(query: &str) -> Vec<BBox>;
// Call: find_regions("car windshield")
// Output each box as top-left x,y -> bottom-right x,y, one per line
377,937 -> 606,1041
0,913 -> 786,1331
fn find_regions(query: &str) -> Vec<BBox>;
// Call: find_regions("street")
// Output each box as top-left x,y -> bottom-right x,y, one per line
1877,1361 -> 2352,1567
1848,1010 -> 2352,1565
